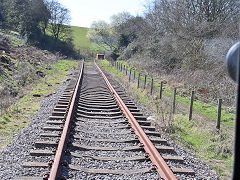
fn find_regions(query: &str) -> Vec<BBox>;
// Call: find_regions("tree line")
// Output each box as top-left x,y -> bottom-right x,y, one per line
0,0 -> 77,57
89,0 -> 240,65
88,0 -> 240,105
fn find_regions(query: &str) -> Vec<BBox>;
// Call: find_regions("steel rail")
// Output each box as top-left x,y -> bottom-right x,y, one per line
95,62 -> 177,180
49,61 -> 84,180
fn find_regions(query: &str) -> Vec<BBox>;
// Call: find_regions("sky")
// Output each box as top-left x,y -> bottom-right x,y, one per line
57,0 -> 146,28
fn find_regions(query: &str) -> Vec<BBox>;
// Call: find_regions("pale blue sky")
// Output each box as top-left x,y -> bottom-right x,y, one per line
57,0 -> 146,27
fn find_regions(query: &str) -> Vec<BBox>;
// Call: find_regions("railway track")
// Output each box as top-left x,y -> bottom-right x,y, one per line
18,61 -> 195,180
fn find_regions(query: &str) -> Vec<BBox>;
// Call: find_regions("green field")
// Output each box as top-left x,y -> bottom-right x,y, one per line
71,26 -> 103,52
71,26 -> 92,49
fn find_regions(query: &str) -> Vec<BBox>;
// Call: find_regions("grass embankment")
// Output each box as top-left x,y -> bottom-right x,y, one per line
71,26 -> 92,50
71,26 -> 103,53
98,59 -> 233,179
0,60 -> 79,153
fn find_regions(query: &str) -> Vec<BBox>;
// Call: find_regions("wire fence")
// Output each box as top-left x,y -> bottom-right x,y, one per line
111,61 -> 235,131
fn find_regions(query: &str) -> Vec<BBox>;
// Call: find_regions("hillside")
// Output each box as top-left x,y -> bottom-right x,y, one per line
71,26 -> 92,50
0,30 -> 79,151
70,26 -> 103,54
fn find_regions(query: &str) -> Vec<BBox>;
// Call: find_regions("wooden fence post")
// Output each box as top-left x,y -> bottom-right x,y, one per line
173,88 -> 177,114
129,69 -> 131,82
216,98 -> 222,131
144,75 -> 147,89
137,73 -> 140,88
159,81 -> 163,99
0,101 -> 2,117
150,78 -> 154,95
189,90 -> 195,120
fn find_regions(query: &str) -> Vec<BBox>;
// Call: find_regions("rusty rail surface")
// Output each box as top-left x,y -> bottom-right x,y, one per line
95,62 -> 177,180
49,61 -> 84,180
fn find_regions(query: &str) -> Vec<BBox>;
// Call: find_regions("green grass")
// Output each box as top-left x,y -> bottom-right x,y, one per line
0,60 -> 79,152
99,59 -> 233,179
46,25 -> 104,53
71,26 -> 92,49
71,26 -> 103,52
172,115 -> 232,177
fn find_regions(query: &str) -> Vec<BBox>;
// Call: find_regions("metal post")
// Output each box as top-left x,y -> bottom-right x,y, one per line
173,88 -> 177,114
126,66 -> 128,75
134,71 -> 136,80
216,98 -> 222,131
226,42 -> 240,179
137,73 -> 140,88
159,81 -> 163,99
144,75 -> 147,89
189,90 -> 195,120
150,78 -> 154,95
233,50 -> 240,179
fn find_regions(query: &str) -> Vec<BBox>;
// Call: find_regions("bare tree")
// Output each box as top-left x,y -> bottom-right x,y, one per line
114,0 -> 240,104
87,20 -> 117,51
145,0 -> 240,39
48,0 -> 71,42
110,12 -> 133,29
